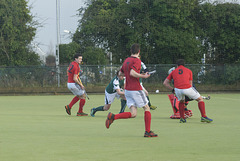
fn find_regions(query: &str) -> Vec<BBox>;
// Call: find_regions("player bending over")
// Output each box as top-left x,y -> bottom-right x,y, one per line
163,59 -> 213,123
167,67 -> 211,119
167,67 -> 192,118
90,70 -> 126,117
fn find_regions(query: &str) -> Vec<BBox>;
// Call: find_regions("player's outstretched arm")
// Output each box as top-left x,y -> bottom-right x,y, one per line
130,69 -> 150,79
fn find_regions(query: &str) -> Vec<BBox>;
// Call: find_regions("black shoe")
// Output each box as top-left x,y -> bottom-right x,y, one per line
65,105 -> 71,115
144,131 -> 158,137
90,108 -> 96,117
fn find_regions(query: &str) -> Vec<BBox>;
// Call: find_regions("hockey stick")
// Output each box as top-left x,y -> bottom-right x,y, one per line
78,75 -> 89,100
202,95 -> 210,100
148,70 -> 156,75
84,90 -> 90,100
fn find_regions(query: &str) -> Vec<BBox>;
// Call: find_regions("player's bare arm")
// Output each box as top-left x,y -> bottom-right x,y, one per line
73,74 -> 84,89
130,69 -> 150,79
163,78 -> 174,91
116,88 -> 125,96
189,80 -> 193,86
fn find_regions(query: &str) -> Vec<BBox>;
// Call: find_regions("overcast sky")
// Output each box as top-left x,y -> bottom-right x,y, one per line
28,0 -> 86,54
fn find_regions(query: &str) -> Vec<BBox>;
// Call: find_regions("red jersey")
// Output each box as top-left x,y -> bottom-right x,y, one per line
67,61 -> 80,83
167,65 -> 192,89
120,56 -> 142,90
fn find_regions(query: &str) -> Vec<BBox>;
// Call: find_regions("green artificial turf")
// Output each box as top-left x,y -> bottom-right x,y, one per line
0,94 -> 239,161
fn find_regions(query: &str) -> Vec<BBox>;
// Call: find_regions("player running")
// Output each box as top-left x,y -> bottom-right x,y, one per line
105,43 -> 158,137
163,59 -> 213,123
90,70 -> 126,117
65,53 -> 88,116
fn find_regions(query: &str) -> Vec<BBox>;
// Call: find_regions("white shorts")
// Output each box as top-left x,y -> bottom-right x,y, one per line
140,83 -> 146,91
105,90 -> 120,104
175,87 -> 201,101
125,90 -> 148,108
67,83 -> 85,96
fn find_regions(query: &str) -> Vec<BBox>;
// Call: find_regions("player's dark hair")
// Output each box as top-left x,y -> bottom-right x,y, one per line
130,44 -> 140,55
176,59 -> 185,66
73,53 -> 82,60
116,70 -> 120,76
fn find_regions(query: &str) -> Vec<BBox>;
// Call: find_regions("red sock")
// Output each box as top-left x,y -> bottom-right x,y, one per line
114,112 -> 131,120
144,111 -> 151,132
78,99 -> 86,113
179,102 -> 185,119
198,101 -> 207,117
69,96 -> 79,108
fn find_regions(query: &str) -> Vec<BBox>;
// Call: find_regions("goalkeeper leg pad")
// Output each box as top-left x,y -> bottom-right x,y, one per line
185,110 -> 193,118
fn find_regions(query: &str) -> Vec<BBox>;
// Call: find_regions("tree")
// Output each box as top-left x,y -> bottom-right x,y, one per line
73,0 -> 120,64
74,0 -> 240,64
82,46 -> 107,65
45,55 -> 56,66
138,0 -> 201,64
59,42 -> 80,65
187,1 -> 240,64
0,0 -> 40,66
75,0 -> 202,64
205,3 -> 240,64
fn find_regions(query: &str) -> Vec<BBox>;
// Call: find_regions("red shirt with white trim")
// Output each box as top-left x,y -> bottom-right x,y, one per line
120,56 -> 142,90
67,61 -> 80,83
167,65 -> 192,89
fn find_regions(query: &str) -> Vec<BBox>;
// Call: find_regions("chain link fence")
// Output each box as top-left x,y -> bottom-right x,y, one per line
0,64 -> 239,93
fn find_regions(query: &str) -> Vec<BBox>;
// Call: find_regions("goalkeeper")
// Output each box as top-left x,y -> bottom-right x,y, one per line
90,70 -> 126,117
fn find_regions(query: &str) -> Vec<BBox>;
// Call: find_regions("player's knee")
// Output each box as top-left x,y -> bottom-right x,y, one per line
180,100 -> 185,103
104,105 -> 111,111
196,96 -> 204,102
78,94 -> 86,99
